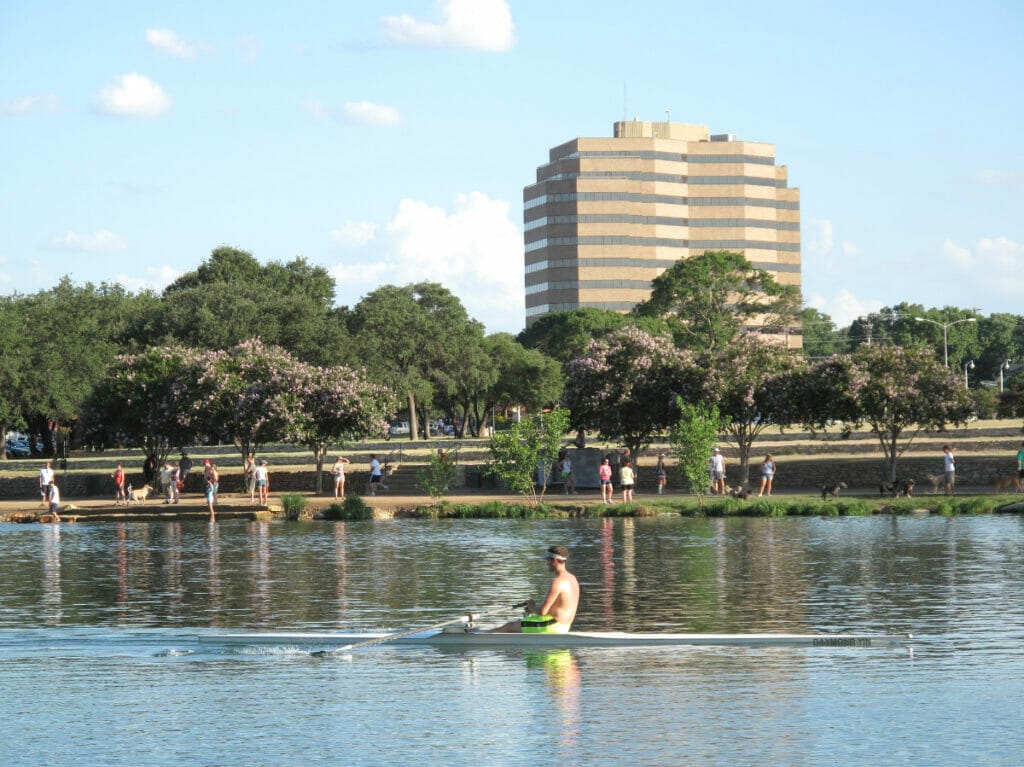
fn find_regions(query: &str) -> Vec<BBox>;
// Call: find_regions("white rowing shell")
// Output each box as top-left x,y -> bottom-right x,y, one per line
197,630 -> 912,649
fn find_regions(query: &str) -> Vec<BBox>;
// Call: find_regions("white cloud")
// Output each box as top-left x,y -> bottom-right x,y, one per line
2,94 -> 60,115
945,236 -> 1024,295
145,28 -> 195,60
330,220 -> 378,247
806,288 -> 884,329
115,265 -> 182,293
975,169 -> 1024,187
342,101 -> 401,127
97,73 -> 170,117
48,230 -> 127,252
329,192 -> 524,332
381,0 -> 516,52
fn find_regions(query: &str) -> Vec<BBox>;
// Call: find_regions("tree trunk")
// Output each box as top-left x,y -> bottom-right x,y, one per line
407,391 -> 418,442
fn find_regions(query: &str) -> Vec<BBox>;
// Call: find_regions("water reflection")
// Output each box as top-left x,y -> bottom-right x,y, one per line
527,650 -> 581,756
40,524 -> 61,623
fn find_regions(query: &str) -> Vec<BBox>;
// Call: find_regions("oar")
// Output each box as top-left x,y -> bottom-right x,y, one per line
311,601 -> 527,657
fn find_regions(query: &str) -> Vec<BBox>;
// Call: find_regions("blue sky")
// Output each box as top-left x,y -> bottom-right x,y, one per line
2,0 -> 1021,333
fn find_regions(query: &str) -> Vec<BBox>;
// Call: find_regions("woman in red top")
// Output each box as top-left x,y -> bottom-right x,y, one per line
113,464 -> 126,506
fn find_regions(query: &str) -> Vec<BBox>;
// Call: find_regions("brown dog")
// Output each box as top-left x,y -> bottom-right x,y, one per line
880,479 -> 915,498
925,474 -> 943,495
821,481 -> 847,500
127,483 -> 152,503
991,475 -> 1022,493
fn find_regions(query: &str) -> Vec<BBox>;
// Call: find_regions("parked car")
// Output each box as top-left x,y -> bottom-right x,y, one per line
5,433 -> 31,458
388,421 -> 411,437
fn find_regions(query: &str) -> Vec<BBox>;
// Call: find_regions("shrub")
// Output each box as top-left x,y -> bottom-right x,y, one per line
280,493 -> 309,520
323,495 -> 373,521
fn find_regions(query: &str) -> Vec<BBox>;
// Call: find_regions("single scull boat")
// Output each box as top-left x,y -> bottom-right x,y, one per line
198,629 -> 912,649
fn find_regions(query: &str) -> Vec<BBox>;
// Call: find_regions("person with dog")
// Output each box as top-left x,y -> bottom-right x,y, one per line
112,463 -> 126,506
1016,442 -> 1024,486
758,455 -> 776,496
943,445 -> 956,495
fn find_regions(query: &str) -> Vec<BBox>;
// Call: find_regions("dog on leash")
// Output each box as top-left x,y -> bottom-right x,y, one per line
925,474 -> 943,494
126,483 -> 153,503
880,479 -> 915,498
821,481 -> 847,500
991,474 -> 1023,493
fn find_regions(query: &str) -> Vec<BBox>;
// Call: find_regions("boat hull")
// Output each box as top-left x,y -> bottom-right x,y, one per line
198,630 -> 911,649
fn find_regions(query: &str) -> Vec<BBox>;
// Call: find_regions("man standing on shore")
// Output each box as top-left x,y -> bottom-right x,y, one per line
491,546 -> 579,634
943,445 -> 956,495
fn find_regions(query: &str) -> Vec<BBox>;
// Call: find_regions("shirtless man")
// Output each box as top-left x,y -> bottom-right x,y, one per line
492,545 -> 579,633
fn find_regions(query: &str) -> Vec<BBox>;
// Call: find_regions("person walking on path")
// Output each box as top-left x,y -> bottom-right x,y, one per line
254,460 -> 270,506
758,455 -> 776,497
559,452 -> 577,494
709,448 -> 727,495
169,462 -> 181,504
599,457 -> 613,504
1016,442 -> 1024,488
332,456 -> 351,499
655,453 -> 667,495
368,454 -> 388,496
943,445 -> 956,495
619,459 -> 635,504
112,463 -> 126,506
244,454 -> 257,503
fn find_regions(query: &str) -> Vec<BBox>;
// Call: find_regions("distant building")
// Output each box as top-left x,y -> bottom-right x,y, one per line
523,120 -> 801,343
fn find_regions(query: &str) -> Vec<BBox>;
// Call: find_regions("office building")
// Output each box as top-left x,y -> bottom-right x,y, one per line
523,120 -> 800,342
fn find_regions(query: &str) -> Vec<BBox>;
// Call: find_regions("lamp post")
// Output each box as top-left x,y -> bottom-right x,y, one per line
913,316 -> 977,367
964,359 -> 975,388
1000,360 -> 1012,392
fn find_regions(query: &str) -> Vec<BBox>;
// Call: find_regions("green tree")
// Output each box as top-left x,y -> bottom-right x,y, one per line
417,450 -> 457,502
668,399 -> 724,506
155,247 -> 350,365
349,282 -> 482,441
0,296 -> 29,456
633,250 -> 801,352
487,408 -> 570,504
479,333 -> 563,425
800,307 -> 848,358
564,326 -> 698,460
700,335 -> 809,485
517,308 -> 665,365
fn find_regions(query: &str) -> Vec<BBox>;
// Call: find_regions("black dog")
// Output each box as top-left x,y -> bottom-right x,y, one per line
880,479 -> 915,498
729,486 -> 751,500
821,481 -> 847,500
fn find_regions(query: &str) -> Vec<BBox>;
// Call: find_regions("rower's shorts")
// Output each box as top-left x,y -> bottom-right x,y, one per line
521,615 -> 570,634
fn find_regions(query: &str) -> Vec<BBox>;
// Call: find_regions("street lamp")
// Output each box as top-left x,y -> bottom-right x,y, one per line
964,359 -> 975,388
913,316 -> 977,367
1000,360 -> 1012,392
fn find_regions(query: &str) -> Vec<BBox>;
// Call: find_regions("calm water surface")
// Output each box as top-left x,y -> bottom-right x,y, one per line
1,515 -> 1022,766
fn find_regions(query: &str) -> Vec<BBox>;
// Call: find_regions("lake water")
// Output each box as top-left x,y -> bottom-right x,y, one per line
1,515 -> 1022,766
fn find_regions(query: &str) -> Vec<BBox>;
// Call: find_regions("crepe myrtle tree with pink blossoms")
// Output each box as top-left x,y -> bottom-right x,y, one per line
697,334 -> 809,486
564,326 -> 700,461
82,345 -> 208,464
287,363 -> 396,493
800,344 -> 974,483
188,339 -> 312,469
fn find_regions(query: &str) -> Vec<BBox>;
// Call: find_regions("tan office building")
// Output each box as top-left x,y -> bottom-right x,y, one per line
523,120 -> 800,340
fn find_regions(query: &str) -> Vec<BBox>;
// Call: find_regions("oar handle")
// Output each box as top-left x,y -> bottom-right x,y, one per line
312,601 -> 529,657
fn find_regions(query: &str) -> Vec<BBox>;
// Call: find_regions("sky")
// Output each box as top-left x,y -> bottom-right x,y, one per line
2,0 -> 1022,334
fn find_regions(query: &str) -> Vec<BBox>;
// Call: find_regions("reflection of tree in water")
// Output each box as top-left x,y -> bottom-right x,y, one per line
525,650 -> 581,755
